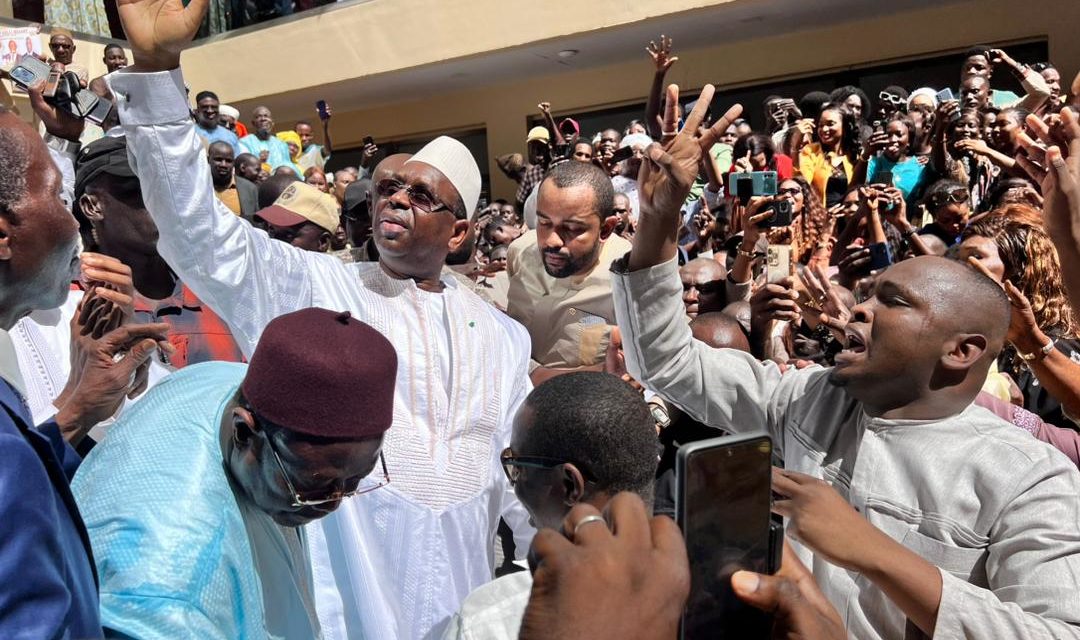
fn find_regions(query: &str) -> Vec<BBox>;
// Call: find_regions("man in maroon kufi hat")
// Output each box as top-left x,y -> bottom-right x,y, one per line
71,308 -> 397,638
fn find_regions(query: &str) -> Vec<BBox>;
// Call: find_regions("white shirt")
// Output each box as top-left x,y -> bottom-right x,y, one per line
444,570 -> 531,640
110,68 -> 536,640
613,257 -> 1080,639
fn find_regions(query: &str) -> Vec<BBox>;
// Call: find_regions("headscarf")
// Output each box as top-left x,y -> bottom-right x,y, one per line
276,131 -> 303,164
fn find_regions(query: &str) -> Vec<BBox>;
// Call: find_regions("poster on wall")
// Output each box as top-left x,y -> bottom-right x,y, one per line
0,27 -> 43,68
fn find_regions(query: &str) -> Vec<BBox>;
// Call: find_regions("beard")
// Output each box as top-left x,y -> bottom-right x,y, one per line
542,241 -> 601,279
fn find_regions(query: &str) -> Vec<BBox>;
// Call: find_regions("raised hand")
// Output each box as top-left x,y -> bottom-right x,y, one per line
955,137 -> 991,156
799,263 -> 850,340
646,35 -> 679,74
1016,111 -> 1080,250
538,102 -> 552,114
54,322 -> 171,444
116,0 -> 209,71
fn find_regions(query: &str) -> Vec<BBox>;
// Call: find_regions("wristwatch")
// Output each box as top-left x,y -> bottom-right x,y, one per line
736,245 -> 758,260
43,132 -> 80,156
1018,338 -> 1056,362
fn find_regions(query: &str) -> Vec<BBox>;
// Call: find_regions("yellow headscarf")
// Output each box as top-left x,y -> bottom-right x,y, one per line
276,131 -> 303,164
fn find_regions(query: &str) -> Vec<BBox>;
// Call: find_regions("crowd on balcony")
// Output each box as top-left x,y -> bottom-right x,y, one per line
4,0 -> 1080,638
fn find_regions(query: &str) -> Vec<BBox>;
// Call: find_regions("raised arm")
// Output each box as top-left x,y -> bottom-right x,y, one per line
616,84 -> 820,435
111,0 -> 318,356
644,36 -> 678,140
320,103 -> 334,158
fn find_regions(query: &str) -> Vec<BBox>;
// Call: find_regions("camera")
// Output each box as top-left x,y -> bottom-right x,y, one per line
761,197 -> 793,228
8,55 -> 113,125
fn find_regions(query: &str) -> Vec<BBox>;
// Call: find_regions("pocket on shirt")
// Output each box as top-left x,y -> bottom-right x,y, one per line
868,502 -> 988,580
900,528 -> 987,580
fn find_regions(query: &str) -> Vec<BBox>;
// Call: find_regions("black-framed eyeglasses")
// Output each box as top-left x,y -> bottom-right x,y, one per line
500,447 -> 593,486
265,434 -> 390,507
375,178 -> 450,214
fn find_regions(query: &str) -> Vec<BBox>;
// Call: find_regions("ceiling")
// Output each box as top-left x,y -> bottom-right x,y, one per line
236,0 -> 961,118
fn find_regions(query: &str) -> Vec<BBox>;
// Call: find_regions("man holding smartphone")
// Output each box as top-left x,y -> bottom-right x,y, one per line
612,83 -> 1080,639
294,101 -> 333,173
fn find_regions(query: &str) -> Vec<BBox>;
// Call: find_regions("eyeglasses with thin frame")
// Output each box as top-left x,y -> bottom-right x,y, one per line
500,447 -> 593,486
265,433 -> 390,507
375,178 -> 449,214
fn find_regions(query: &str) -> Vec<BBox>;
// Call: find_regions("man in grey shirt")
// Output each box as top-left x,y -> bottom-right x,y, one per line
613,84 -> 1080,639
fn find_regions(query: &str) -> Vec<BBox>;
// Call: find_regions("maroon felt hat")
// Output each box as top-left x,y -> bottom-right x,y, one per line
241,308 -> 397,439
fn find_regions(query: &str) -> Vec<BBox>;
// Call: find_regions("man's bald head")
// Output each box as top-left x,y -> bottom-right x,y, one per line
690,312 -> 751,353
681,258 -> 727,318
889,256 -> 1009,353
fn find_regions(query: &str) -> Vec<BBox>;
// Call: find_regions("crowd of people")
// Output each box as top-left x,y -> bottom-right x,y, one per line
4,0 -> 1080,637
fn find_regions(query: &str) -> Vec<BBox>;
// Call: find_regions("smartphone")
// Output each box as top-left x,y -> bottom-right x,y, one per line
766,244 -> 792,283
84,97 -> 114,126
876,170 -> 894,188
728,171 -> 779,200
8,55 -> 51,90
73,90 -> 100,118
609,145 -> 634,165
735,175 -> 754,206
677,433 -> 775,640
762,198 -> 793,228
362,135 -> 374,147
316,99 -> 330,119
42,66 -> 62,98
936,87 -> 955,104
867,241 -> 893,271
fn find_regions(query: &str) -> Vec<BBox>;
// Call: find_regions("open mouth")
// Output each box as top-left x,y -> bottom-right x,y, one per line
843,328 -> 867,354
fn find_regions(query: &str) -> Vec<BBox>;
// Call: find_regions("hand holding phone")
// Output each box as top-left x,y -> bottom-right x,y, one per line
315,99 -> 331,121
677,434 -> 776,640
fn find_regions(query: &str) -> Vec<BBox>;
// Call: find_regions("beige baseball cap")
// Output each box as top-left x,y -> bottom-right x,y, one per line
255,181 -> 340,234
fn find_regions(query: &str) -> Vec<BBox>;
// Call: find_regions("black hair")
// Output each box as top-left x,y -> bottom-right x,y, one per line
798,91 -> 831,121
295,120 -> 312,128
963,46 -> 992,62
195,90 -> 219,104
817,102 -> 863,160
104,43 -> 124,54
542,159 -> 615,220
829,86 -> 871,119
999,106 -> 1031,125
922,178 -> 969,211
886,113 -> 917,156
208,141 -> 234,156
258,173 -> 299,209
732,133 -> 776,169
0,106 -> 29,217
493,198 -> 508,206
980,177 -> 1037,213
1030,62 -> 1056,73
235,152 -> 258,166
522,372 -> 659,498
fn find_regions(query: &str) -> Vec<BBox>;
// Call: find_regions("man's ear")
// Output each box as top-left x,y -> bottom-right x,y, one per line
79,192 -> 104,224
231,406 -> 261,449
940,333 -> 989,372
447,218 -> 471,253
599,214 -> 618,240
0,214 -> 13,261
560,463 -> 588,506
318,230 -> 332,253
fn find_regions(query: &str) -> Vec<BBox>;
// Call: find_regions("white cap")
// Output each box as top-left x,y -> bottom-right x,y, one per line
406,136 -> 480,217
620,133 -> 653,149
219,104 -> 240,119
907,88 -> 938,111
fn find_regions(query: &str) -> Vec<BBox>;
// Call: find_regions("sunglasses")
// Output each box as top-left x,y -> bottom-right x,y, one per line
777,187 -> 802,197
879,91 -> 906,106
930,188 -> 970,207
266,433 -> 390,507
375,178 -> 450,214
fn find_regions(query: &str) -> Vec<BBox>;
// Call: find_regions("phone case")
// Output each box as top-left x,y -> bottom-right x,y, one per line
766,244 -> 792,283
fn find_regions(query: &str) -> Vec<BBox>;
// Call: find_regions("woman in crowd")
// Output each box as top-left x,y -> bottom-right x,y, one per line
932,103 -> 997,210
919,179 -> 972,247
304,167 -> 330,193
861,115 -> 930,210
793,103 -> 862,207
958,205 -> 1080,428
276,130 -> 305,171
770,177 -> 832,268
728,133 -> 794,180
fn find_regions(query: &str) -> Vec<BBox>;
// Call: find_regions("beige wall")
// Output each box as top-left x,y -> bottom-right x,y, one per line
225,0 -> 1076,201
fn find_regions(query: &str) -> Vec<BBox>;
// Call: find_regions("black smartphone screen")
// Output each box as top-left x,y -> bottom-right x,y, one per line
678,434 -> 773,640
736,176 -> 754,206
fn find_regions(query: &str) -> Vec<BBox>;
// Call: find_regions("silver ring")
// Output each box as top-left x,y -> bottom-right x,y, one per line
572,514 -> 606,540
662,130 -> 678,136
